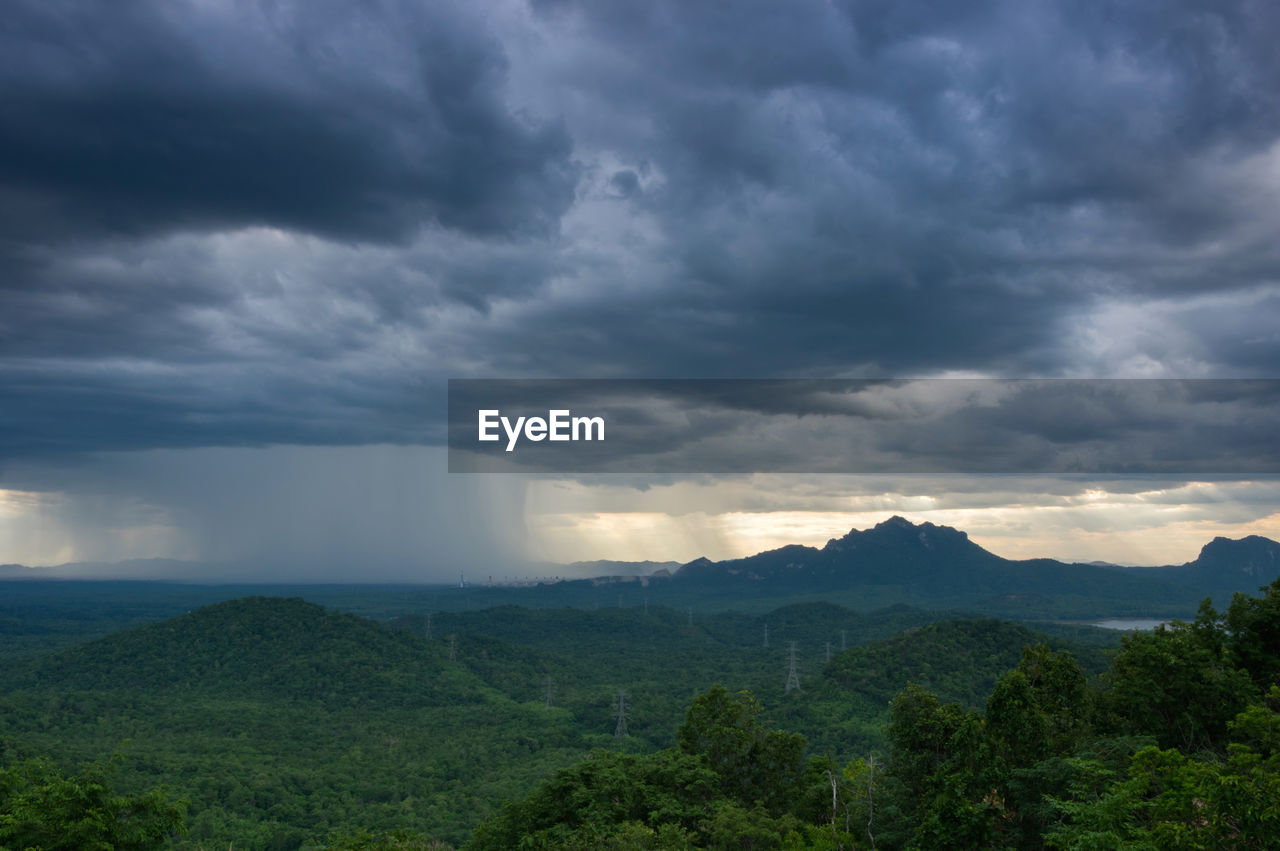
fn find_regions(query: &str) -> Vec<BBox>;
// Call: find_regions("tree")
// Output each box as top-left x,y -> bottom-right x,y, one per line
1102,603 -> 1257,752
462,749 -> 716,850
0,755 -> 186,851
885,684 -> 1003,849
1226,576 -> 1280,689
1047,688 -> 1280,849
677,685 -> 807,814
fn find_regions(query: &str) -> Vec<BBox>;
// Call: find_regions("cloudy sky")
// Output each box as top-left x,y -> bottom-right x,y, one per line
2,0 -> 1279,579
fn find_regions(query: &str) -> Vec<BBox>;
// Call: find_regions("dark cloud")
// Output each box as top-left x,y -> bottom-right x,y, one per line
2,0 -> 1280,470
0,0 -> 576,244
489,0 -> 1280,378
608,170 -> 640,198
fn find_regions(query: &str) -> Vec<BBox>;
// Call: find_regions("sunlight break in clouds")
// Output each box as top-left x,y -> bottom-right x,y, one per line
523,478 -> 1280,566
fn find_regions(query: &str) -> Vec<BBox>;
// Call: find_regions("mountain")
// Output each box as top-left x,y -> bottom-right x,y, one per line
562,559 -> 682,577
5,519 -> 1276,622
667,516 -> 1209,614
677,516 -> 1000,586
0,557 -> 221,580
1120,535 -> 1280,596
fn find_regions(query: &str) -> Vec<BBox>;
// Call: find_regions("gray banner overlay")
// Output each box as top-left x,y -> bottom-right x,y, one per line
448,379 -> 1280,474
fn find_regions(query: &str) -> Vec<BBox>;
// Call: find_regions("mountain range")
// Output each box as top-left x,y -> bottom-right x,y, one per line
647,516 -> 1280,616
4,517 -> 1278,620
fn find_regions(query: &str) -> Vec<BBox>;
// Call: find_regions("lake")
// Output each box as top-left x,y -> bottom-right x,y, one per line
1092,617 -> 1170,631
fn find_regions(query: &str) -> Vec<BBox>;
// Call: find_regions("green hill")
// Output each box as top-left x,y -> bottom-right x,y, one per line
5,597 -> 447,703
0,597 -> 590,848
0,597 -> 1120,848
823,618 -> 1087,707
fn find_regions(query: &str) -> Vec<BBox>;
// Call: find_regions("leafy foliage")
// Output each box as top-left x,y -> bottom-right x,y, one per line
3,574 -> 1277,848
0,753 -> 186,850
881,576 -> 1280,849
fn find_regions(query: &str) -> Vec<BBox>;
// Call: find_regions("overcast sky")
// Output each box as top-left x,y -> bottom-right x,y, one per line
3,0 -> 1279,579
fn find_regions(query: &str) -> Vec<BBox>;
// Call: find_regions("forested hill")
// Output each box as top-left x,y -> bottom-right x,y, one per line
0,597 -> 592,847
762,617 -> 1112,759
462,576 -> 1280,850
822,618 -> 1110,707
390,601 -> 958,657
0,593 -> 1126,847
0,596 -> 557,709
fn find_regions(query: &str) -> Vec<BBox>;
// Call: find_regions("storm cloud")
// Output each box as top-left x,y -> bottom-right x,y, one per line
2,0 -> 1279,573
0,0 -> 576,243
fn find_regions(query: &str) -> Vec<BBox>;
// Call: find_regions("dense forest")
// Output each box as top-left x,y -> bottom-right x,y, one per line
1,575 -> 1277,848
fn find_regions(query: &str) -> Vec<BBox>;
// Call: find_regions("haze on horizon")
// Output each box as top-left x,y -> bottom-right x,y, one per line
2,0 -> 1279,582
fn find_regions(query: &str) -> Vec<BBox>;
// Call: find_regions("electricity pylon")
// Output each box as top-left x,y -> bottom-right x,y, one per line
786,641 -> 800,693
614,691 -> 628,738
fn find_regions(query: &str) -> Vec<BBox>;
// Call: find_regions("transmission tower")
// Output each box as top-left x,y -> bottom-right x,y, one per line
448,634 -> 457,662
825,641 -> 832,663
785,641 -> 800,693
425,612 -> 433,639
545,676 -> 555,708
614,691 -> 628,738
687,606 -> 694,628
763,623 -> 769,648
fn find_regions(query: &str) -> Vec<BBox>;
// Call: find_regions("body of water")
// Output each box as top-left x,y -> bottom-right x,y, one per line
1092,617 -> 1170,631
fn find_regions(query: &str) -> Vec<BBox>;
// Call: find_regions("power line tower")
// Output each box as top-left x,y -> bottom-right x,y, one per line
687,606 -> 694,628
425,612 -> 433,640
785,641 -> 800,693
545,676 -> 555,709
763,623 -> 769,648
825,641 -> 832,663
448,634 -> 457,662
614,691 -> 628,738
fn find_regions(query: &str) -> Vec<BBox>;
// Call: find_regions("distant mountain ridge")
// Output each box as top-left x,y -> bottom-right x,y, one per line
668,516 -> 1280,610
678,516 -> 997,584
1118,534 -> 1280,594
4,517 -> 1277,620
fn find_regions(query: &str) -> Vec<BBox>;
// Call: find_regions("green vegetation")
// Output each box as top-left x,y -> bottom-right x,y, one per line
455,577 -> 1280,849
465,686 -> 833,850
0,754 -> 186,850
823,619 -> 1109,707
880,578 -> 1280,849
0,599 -> 591,847
2,573 -> 1276,848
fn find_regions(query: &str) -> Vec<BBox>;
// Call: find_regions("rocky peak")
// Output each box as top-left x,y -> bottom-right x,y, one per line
1192,535 -> 1280,578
